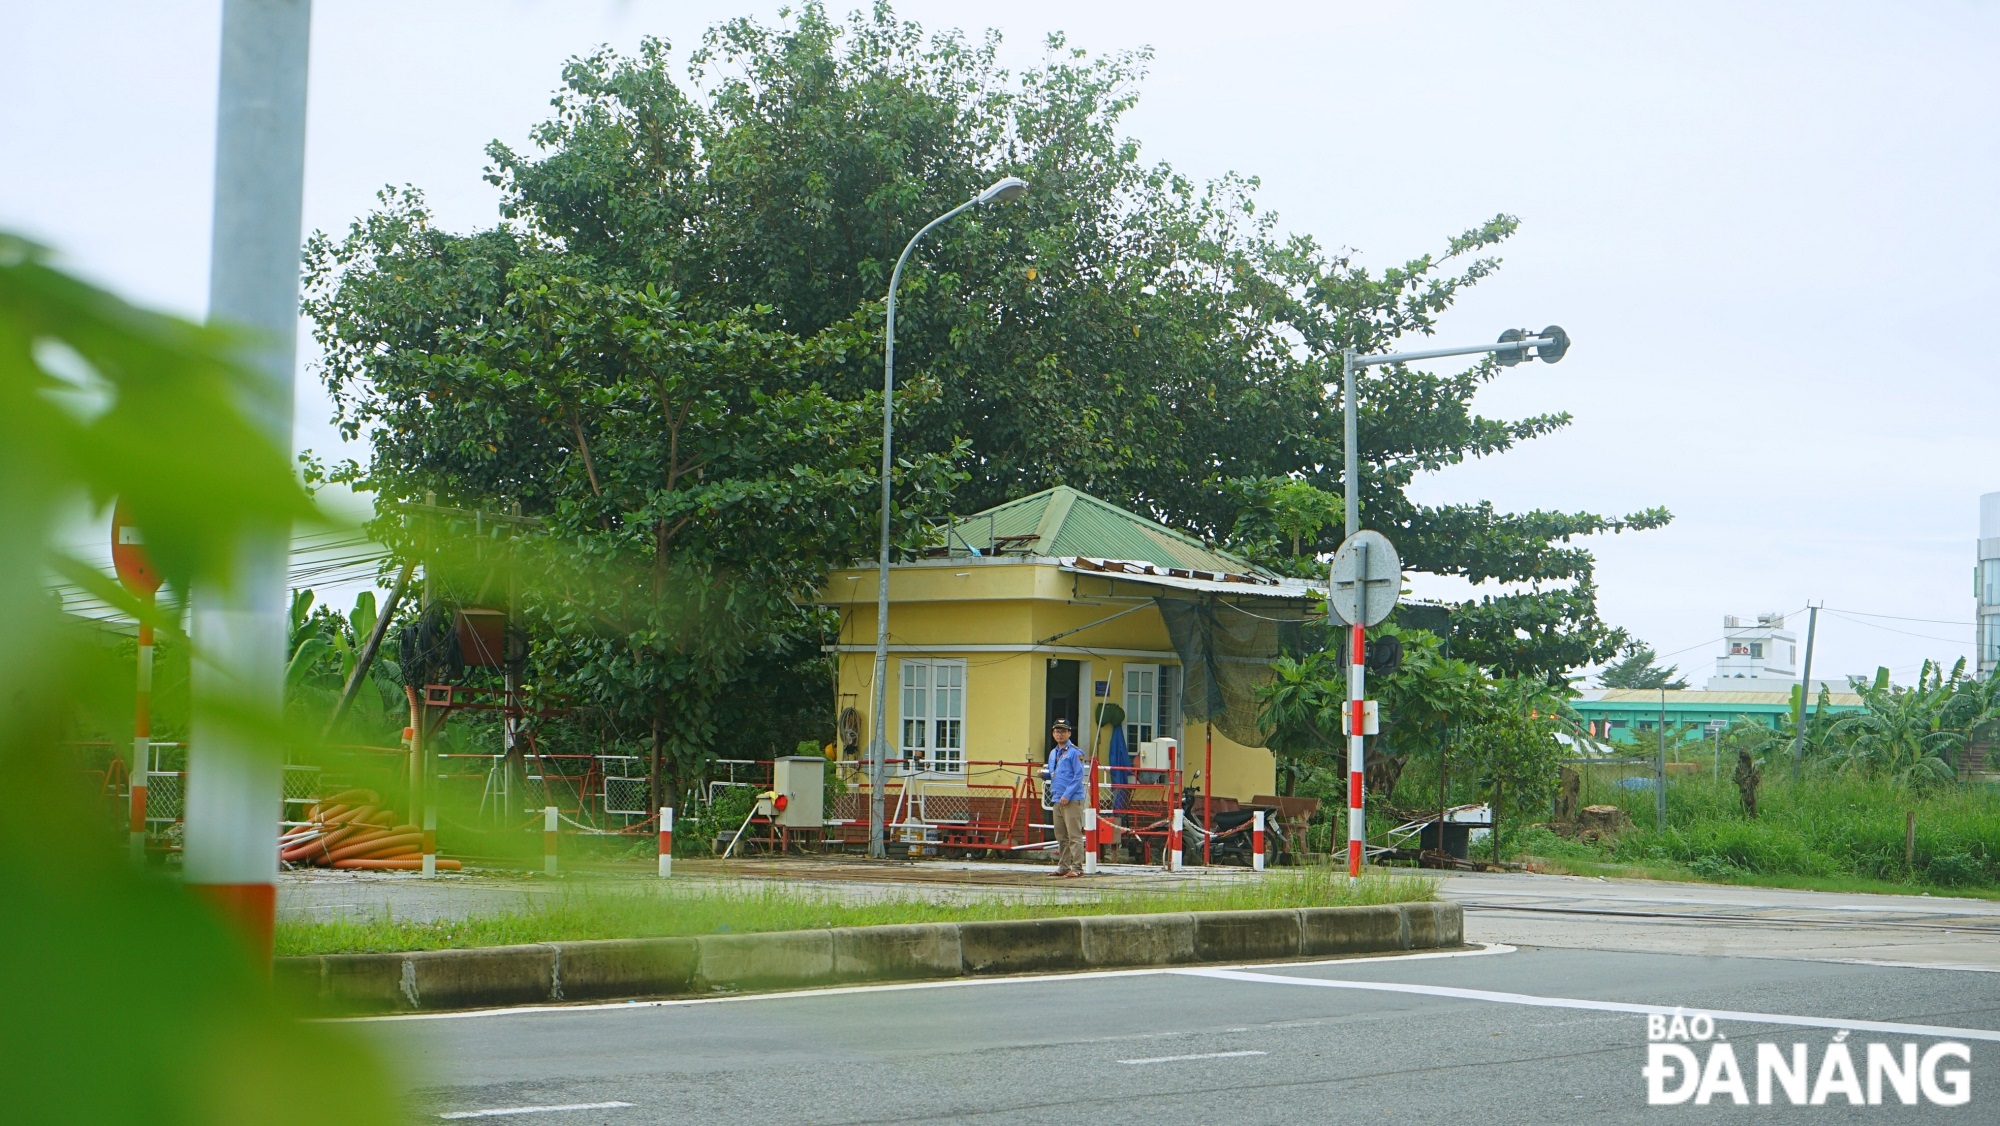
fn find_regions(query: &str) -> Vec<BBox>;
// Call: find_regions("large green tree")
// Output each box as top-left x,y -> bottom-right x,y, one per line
484,6 -> 1667,681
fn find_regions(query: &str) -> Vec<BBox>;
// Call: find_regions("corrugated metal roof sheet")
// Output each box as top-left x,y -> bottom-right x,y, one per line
944,486 -> 1265,576
1585,689 -> 1864,707
1059,560 -> 1323,600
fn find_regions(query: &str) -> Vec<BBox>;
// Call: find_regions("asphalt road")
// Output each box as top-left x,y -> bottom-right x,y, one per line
365,941 -> 2000,1123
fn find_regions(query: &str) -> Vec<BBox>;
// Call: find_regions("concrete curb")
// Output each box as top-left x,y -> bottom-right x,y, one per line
279,901 -> 1461,1013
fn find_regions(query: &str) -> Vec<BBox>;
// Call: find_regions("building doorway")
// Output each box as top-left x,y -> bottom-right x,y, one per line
1044,658 -> 1081,760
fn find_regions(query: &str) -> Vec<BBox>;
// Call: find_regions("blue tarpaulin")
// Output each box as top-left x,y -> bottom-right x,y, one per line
1106,723 -> 1130,810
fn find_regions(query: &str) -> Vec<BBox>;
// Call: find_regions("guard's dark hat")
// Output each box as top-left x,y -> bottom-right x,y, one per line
1050,718 -> 1073,730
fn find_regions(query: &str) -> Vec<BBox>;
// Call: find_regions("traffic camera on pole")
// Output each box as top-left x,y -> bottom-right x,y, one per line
1337,322 -> 1572,881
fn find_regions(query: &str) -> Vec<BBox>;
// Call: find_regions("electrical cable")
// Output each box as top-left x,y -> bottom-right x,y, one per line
1822,611 -> 1970,647
1819,607 -> 1975,627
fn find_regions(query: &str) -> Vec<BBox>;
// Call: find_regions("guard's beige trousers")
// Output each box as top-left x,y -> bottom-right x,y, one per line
1054,800 -> 1085,873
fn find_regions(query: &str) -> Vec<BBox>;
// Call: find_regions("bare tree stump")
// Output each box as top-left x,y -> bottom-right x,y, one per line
1577,804 -> 1630,843
1554,767 -> 1581,823
1734,749 -> 1761,819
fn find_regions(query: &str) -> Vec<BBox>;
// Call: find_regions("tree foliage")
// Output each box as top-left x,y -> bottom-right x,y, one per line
1258,624 -> 1547,808
1598,640 -> 1689,690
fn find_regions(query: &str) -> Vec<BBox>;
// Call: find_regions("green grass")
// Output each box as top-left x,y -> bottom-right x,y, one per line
275,867 -> 1434,957
1507,771 -> 2000,895
1510,842 -> 2000,900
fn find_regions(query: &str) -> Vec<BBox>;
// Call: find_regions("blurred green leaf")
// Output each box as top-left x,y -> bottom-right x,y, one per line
0,232 -> 398,1123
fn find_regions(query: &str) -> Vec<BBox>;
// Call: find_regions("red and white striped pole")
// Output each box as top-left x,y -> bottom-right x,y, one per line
1168,808 -> 1184,872
543,805 -> 559,876
1347,621 -> 1367,881
129,605 -> 153,863
1083,806 -> 1099,875
658,806 -> 674,877
1252,810 -> 1266,872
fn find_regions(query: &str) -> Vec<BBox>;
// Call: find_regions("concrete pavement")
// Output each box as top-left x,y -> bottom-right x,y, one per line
1430,870 -> 2000,971
277,858 -> 1263,925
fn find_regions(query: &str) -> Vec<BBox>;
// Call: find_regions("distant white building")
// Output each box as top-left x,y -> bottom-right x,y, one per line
1979,492 -> 2000,678
1705,612 -> 1846,694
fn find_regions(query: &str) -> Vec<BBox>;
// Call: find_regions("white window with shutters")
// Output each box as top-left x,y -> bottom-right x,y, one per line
899,659 -> 966,774
1159,664 -> 1181,744
1124,665 -> 1158,748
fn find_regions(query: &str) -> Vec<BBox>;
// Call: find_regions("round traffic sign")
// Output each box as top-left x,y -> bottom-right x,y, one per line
1329,529 -> 1401,627
110,499 -> 162,596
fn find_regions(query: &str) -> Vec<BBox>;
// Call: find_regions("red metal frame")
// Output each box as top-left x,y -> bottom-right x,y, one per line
823,754 -> 1186,863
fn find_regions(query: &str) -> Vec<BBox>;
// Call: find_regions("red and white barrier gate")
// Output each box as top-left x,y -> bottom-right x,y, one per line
658,806 -> 674,877
1347,623 -> 1366,880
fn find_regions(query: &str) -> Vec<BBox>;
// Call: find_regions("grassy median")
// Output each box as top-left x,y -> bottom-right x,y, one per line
276,867 -> 1434,957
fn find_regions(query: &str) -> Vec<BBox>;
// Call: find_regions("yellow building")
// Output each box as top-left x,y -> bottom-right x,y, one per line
820,486 -> 1324,818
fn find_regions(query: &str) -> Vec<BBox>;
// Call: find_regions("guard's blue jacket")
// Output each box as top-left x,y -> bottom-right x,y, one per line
1048,741 -> 1087,802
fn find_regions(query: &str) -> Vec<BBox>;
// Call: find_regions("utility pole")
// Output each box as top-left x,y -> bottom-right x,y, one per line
183,0 -> 311,962
1655,685 -> 1667,828
1790,604 -> 1819,783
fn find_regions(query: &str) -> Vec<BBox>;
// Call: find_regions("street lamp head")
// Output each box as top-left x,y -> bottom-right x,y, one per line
1533,325 -> 1570,364
1494,324 -> 1571,366
976,176 -> 1030,205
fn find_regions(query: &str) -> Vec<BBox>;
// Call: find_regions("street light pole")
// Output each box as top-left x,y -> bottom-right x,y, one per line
1335,327 -> 1569,880
1343,350 -> 1359,541
868,176 -> 1028,859
184,0 -> 311,962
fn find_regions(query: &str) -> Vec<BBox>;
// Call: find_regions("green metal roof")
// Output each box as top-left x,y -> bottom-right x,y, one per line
941,486 -> 1266,575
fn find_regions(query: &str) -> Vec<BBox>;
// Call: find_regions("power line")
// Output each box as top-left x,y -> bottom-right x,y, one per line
1823,611 -> 1971,647
1820,607 -> 1975,627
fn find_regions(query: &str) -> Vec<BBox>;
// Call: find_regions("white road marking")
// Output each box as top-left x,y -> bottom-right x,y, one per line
1818,957 -> 2000,973
1119,1050 -> 1267,1065
1176,967 -> 2000,1043
334,943 -> 1515,1023
439,1102 -> 634,1120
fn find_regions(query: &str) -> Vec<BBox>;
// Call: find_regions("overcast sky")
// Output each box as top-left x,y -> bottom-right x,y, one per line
8,1 -> 1998,684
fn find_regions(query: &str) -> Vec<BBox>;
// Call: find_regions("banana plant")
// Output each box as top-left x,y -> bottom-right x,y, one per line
1831,662 -> 1962,788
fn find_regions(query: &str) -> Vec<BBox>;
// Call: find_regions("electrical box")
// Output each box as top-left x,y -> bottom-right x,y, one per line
771,756 -> 824,829
1138,736 -> 1178,771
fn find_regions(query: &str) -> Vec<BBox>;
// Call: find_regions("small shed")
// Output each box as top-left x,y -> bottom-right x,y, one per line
820,487 -> 1326,806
